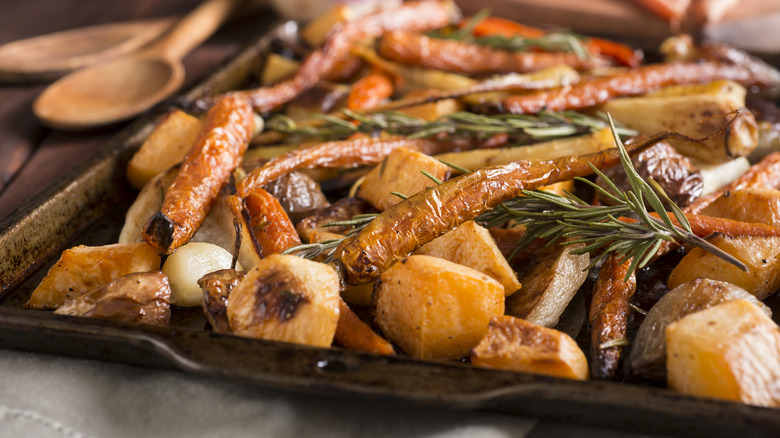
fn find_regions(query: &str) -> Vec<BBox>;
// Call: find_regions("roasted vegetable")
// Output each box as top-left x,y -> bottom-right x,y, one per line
243,188 -> 302,257
198,269 -> 245,334
334,133 -> 667,285
596,141 -> 703,208
627,278 -> 770,381
506,241 -> 589,328
471,315 -> 588,380
666,299 -> 780,407
502,61 -> 768,114
126,109 -> 201,189
668,234 -> 780,299
356,146 -> 450,211
346,69 -> 395,110
54,272 -> 171,326
162,242 -> 240,307
144,94 -> 255,254
601,81 -> 758,164
26,243 -> 160,310
701,187 -> 780,226
377,31 -> 605,75
296,197 -> 373,243
589,254 -> 636,380
374,255 -> 504,360
262,171 -> 330,223
334,298 -> 395,355
227,254 -> 340,347
235,0 -> 459,113
415,220 -> 521,296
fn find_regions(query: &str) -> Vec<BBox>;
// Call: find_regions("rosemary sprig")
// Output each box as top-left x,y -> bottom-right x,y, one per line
266,109 -> 636,143
476,118 -> 747,278
282,213 -> 377,261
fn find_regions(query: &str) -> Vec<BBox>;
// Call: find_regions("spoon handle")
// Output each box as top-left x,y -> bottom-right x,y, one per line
147,0 -> 240,60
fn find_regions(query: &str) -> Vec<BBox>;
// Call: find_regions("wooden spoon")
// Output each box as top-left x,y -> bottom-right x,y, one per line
0,16 -> 177,83
33,0 -> 239,130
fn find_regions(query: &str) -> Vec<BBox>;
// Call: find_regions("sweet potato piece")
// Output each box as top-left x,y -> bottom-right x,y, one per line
227,254 -> 340,348
667,235 -> 780,299
126,109 -> 201,189
26,243 -> 160,310
54,272 -> 171,326
471,315 -> 588,380
666,299 -> 780,407
356,147 -> 450,211
416,221 -> 521,296
374,255 -> 505,360
334,298 -> 395,355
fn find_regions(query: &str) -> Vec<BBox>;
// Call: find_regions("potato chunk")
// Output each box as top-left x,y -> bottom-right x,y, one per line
227,254 -> 340,348
374,255 -> 505,360
54,272 -> 171,326
126,109 -> 201,189
163,242 -> 240,308
666,300 -> 780,407
416,221 -> 521,296
471,315 -> 588,380
357,147 -> 450,211
701,188 -> 780,227
26,243 -> 160,310
667,235 -> 780,299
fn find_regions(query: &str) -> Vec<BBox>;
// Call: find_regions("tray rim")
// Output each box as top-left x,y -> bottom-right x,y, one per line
0,20 -> 778,438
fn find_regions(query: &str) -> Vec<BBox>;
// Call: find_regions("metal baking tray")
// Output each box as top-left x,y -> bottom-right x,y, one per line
1,20 -> 779,438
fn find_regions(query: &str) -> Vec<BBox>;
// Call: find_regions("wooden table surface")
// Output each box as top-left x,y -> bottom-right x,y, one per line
0,0 -> 273,220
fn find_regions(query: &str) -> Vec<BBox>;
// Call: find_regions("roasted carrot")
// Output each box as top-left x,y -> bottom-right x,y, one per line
235,0 -> 458,113
244,188 -> 302,257
236,137 -> 445,198
687,152 -> 780,214
589,254 -> 636,380
470,16 -> 641,68
377,31 -> 603,75
346,69 -> 394,110
631,0 -> 690,22
502,61 -> 759,114
144,94 -> 254,254
334,298 -> 395,355
333,131 -> 683,285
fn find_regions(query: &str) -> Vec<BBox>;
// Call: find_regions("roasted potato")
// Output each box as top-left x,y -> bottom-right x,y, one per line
26,243 -> 160,310
471,315 -> 588,380
666,299 -> 780,407
374,255 -> 505,360
54,272 -> 171,326
415,221 -> 521,296
198,269 -> 245,334
227,254 -> 340,348
701,187 -> 780,226
126,109 -> 201,189
667,235 -> 780,299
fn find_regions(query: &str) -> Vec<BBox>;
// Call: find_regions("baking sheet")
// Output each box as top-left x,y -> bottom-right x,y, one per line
0,20 -> 778,438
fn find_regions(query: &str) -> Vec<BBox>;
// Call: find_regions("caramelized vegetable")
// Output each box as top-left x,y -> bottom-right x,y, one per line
54,272 -> 171,326
377,31 -> 604,75
589,254 -> 636,380
244,188 -> 302,257
237,137 -> 445,198
235,0 -> 459,113
296,197 -> 373,243
346,69 -> 395,110
502,61 -> 764,114
198,269 -> 245,334
333,133 -> 672,285
144,94 -> 255,254
701,188 -> 780,226
263,171 -> 329,223
334,298 -> 395,355
627,278 -> 770,381
471,315 -> 589,380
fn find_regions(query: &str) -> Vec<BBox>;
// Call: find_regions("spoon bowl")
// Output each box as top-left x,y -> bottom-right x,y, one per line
34,55 -> 183,129
33,0 -> 237,130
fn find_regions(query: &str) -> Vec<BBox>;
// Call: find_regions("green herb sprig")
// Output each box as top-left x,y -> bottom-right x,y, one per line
266,109 -> 636,143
